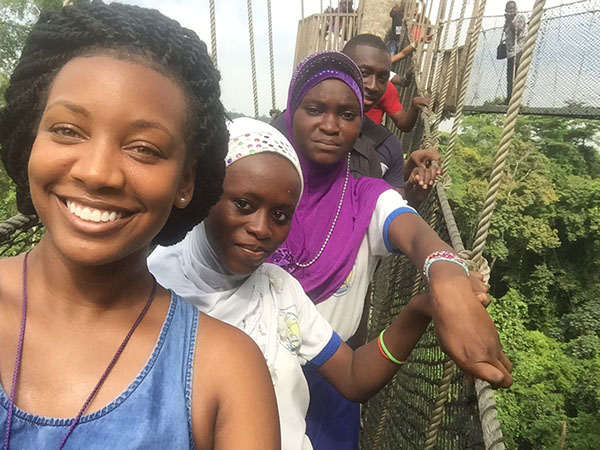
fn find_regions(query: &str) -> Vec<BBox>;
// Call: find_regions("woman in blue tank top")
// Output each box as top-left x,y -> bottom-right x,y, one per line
0,2 -> 279,449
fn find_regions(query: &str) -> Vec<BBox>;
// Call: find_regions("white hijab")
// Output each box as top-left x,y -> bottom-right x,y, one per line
148,118 -> 302,376
149,223 -> 282,371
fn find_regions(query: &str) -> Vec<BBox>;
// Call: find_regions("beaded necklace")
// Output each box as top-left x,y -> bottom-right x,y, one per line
294,152 -> 350,268
3,252 -> 157,450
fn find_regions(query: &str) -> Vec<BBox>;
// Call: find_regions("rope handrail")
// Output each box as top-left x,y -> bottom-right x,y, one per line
421,0 -> 453,148
209,0 -> 217,69
399,0 -> 508,447
266,0 -> 277,113
246,0 -> 259,118
0,214 -> 38,246
433,0 -> 468,134
442,0 -> 488,173
470,0 -> 547,262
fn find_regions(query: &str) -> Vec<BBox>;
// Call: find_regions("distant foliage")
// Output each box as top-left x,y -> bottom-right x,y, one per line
0,0 -> 90,218
444,114 -> 600,448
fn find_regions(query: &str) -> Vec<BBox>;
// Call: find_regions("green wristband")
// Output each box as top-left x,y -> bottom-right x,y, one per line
378,330 -> 406,365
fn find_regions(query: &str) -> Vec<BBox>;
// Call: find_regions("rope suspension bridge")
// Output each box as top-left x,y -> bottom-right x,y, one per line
464,0 -> 600,118
1,0 -> 599,448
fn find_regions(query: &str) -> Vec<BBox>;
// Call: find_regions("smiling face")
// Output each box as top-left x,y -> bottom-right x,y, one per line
204,153 -> 301,275
347,44 -> 391,111
28,55 -> 195,266
291,79 -> 362,165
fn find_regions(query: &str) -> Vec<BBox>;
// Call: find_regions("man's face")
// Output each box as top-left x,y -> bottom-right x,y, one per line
505,2 -> 517,18
348,45 -> 391,111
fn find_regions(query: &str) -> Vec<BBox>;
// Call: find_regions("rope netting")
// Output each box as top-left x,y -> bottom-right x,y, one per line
360,191 -> 486,450
0,215 -> 42,258
465,0 -> 600,118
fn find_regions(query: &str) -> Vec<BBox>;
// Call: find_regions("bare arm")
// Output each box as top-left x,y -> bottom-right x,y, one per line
390,72 -> 411,88
386,214 -> 513,388
318,293 -> 430,402
391,43 -> 416,64
317,272 -> 492,402
388,96 -> 430,132
192,314 -> 280,450
391,32 -> 434,64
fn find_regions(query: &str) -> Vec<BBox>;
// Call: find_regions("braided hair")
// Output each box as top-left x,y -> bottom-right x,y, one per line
0,1 -> 227,245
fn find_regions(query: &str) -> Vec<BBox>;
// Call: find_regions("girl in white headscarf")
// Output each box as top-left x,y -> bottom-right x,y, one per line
149,118 -> 338,449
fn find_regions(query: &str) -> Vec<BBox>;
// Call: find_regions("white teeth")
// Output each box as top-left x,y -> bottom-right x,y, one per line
65,200 -> 124,223
81,207 -> 91,220
90,209 -> 102,222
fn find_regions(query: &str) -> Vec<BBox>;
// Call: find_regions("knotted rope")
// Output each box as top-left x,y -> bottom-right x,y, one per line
267,0 -> 277,112
209,0 -> 218,68
246,0 -> 260,118
441,0 -> 487,173
433,0 -> 467,133
471,0 -> 547,263
0,215 -> 38,247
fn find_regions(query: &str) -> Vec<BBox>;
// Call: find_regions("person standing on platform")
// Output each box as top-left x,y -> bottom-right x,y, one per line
504,1 -> 528,103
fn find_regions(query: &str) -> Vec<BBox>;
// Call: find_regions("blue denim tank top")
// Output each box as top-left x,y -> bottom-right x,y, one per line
0,292 -> 198,449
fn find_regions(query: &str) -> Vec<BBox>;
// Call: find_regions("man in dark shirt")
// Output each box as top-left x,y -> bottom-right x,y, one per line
387,4 -> 404,54
342,33 -> 441,206
504,1 -> 528,103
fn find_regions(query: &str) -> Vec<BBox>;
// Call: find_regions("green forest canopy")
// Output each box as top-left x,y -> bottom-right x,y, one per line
443,113 -> 600,449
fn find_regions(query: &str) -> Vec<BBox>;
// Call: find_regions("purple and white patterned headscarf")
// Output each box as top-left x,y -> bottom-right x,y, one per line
226,117 -> 303,198
284,51 -> 364,145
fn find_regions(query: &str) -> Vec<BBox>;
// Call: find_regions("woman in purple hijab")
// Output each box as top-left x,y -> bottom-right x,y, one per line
269,51 -> 513,450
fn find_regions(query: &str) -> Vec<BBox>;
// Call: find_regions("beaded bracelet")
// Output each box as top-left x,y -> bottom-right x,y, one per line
422,250 -> 469,283
378,330 -> 406,365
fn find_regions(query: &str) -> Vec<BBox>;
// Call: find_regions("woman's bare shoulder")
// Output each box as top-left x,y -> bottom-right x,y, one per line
192,312 -> 269,382
0,255 -> 25,304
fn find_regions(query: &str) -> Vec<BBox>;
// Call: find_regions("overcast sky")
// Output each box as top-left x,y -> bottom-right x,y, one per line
116,0 -> 572,116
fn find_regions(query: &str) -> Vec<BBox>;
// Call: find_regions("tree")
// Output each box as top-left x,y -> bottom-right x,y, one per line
444,113 -> 600,448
